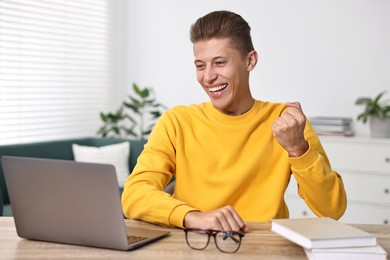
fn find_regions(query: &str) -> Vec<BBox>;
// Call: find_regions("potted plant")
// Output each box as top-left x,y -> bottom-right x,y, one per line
355,91 -> 390,138
97,83 -> 167,140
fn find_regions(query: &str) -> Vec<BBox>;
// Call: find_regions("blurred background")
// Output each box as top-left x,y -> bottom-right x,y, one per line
1,0 -> 389,144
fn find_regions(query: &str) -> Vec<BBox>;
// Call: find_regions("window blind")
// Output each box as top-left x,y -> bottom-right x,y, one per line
0,0 -> 111,145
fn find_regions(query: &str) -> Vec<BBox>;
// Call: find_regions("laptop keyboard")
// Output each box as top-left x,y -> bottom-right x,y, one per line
127,235 -> 148,244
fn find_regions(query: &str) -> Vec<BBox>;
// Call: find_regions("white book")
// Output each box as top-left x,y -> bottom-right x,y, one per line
312,124 -> 352,133
304,245 -> 387,260
310,117 -> 353,126
271,217 -> 377,249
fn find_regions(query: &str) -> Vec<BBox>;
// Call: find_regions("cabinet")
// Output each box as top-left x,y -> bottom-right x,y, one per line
285,136 -> 390,224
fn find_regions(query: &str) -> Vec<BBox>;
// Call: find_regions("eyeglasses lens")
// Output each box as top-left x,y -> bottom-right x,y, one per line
215,232 -> 241,253
186,230 -> 209,250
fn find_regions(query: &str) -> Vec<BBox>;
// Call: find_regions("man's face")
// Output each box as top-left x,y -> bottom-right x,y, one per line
193,38 -> 255,115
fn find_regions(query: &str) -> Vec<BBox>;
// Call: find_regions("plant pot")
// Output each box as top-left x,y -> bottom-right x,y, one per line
370,117 -> 390,138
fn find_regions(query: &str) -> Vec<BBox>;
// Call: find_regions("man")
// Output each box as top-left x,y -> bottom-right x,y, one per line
121,10 -> 347,232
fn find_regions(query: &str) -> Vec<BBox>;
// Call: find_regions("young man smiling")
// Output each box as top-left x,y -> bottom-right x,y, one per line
122,10 -> 347,233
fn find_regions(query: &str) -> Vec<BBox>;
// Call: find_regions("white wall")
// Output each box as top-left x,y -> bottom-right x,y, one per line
122,0 -> 390,136
109,0 -> 127,109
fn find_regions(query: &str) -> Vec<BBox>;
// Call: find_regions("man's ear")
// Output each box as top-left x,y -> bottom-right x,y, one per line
246,50 -> 258,72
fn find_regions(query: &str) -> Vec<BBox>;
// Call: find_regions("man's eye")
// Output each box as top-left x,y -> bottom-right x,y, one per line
195,64 -> 205,70
215,61 -> 226,66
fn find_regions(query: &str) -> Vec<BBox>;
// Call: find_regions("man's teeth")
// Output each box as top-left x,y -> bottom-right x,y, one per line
209,84 -> 227,92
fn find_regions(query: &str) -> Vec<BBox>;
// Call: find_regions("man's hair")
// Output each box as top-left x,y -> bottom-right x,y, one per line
190,10 -> 254,57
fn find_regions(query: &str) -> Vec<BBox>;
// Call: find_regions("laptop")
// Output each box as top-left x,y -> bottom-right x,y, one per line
1,156 -> 170,251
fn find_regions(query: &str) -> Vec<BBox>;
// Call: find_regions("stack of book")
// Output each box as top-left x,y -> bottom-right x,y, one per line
310,117 -> 354,136
271,217 -> 387,260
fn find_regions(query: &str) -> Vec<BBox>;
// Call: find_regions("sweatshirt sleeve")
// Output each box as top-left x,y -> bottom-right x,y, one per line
288,120 -> 347,220
121,111 -> 197,228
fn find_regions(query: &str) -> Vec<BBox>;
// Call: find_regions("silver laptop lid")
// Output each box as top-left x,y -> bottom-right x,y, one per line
2,156 -> 131,250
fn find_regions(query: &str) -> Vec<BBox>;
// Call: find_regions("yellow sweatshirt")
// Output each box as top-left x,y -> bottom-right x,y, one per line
122,101 -> 347,228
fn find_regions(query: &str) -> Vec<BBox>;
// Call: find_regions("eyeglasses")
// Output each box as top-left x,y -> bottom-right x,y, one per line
184,228 -> 244,253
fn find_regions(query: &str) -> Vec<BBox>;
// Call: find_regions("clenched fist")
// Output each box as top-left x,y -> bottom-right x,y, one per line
272,102 -> 309,157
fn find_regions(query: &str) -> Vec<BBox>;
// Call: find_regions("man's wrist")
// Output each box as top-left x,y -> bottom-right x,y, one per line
183,210 -> 200,228
288,141 -> 309,158
169,205 -> 198,228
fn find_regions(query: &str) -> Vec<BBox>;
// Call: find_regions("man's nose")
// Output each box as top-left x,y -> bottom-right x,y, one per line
204,66 -> 217,83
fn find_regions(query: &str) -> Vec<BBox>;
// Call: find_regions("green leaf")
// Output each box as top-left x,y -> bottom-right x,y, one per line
124,102 -> 139,113
126,129 -> 137,137
112,127 -> 120,135
373,91 -> 385,104
143,129 -> 152,135
150,111 -> 162,118
100,112 -> 108,122
355,98 -> 371,105
152,103 -> 163,107
140,88 -> 150,98
133,83 -> 142,96
357,113 -> 367,123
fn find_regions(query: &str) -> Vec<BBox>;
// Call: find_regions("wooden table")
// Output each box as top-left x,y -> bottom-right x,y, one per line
0,217 -> 389,259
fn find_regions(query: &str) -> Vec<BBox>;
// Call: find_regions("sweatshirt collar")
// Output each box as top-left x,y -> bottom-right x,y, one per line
205,100 -> 262,124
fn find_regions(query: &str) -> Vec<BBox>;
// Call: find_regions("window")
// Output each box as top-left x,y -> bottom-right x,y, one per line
0,0 -> 112,145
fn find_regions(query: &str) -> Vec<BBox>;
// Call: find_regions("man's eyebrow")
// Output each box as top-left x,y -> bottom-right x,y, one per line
213,56 -> 227,60
194,56 -> 227,64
